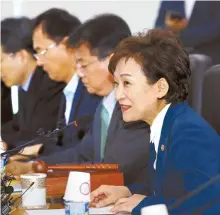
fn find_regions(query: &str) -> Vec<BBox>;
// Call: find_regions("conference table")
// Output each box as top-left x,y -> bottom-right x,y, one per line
11,194 -> 64,215
11,194 -> 130,215
9,163 -> 125,215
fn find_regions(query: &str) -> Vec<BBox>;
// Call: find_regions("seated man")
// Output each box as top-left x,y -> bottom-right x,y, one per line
1,17 -> 65,150
6,14 -> 151,190
31,8 -> 102,156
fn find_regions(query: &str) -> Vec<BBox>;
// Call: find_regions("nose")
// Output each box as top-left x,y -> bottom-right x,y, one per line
115,84 -> 125,102
76,68 -> 85,78
34,54 -> 44,66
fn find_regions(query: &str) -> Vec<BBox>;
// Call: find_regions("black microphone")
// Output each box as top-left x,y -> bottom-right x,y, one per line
56,115 -> 92,146
10,182 -> 35,206
1,186 -> 14,206
2,185 -> 14,194
1,182 -> 35,215
56,118 -> 66,146
1,115 -> 92,157
168,174 -> 220,214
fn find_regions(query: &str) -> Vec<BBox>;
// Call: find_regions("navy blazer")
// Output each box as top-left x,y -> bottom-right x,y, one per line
40,102 -> 150,188
155,1 -> 220,64
133,102 -> 220,215
41,79 -> 101,155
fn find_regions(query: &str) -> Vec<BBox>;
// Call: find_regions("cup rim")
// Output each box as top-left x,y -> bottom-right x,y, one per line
21,173 -> 47,179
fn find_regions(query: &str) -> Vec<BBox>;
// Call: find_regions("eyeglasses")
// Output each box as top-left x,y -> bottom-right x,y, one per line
1,53 -> 14,64
33,43 -> 57,60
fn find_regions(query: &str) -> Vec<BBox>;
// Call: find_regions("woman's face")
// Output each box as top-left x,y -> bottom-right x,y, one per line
114,58 -> 168,124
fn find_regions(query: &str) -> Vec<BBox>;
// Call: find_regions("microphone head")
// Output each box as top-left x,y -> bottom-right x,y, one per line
3,186 -> 14,194
36,128 -> 45,137
78,129 -> 85,140
57,119 -> 66,129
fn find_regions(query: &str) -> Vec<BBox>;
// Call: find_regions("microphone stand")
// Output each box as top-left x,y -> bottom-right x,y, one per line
1,121 -> 77,157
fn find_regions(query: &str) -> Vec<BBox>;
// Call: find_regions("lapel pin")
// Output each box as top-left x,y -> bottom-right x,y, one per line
161,144 -> 165,151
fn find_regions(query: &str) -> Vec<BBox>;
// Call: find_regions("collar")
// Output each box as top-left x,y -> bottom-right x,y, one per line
150,103 -> 171,144
21,72 -> 34,92
63,73 -> 79,96
102,89 -> 117,116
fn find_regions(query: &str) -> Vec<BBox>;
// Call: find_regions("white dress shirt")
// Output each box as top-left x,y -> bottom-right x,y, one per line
102,89 -> 117,128
21,72 -> 34,92
184,0 -> 196,20
63,73 -> 79,124
150,103 -> 171,169
0,136 -> 4,153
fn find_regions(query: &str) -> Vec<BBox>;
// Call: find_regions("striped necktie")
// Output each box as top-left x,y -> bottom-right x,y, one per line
100,104 -> 109,161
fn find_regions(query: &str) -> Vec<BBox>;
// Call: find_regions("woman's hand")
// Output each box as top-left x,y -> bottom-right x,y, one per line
90,185 -> 132,208
111,194 -> 146,213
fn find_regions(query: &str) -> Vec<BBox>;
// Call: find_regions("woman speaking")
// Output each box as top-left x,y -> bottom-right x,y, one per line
90,29 -> 220,215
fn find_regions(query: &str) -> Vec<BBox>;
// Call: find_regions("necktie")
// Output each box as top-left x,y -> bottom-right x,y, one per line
18,87 -> 27,122
100,105 -> 109,161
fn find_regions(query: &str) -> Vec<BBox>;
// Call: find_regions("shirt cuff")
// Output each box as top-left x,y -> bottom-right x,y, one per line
132,196 -> 165,215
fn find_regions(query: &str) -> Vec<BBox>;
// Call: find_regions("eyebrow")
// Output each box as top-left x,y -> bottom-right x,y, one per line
76,58 -> 84,63
120,73 -> 132,77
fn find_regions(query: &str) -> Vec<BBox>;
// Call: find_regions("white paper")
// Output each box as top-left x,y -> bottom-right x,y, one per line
27,209 -> 65,215
27,207 -> 130,215
89,206 -> 115,214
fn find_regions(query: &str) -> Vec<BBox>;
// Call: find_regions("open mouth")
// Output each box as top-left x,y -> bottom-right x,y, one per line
120,104 -> 131,112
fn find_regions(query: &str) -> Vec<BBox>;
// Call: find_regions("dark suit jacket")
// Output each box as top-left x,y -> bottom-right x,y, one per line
155,1 -> 220,64
132,102 -> 220,215
40,103 -> 151,188
40,80 -> 102,155
1,81 -> 13,125
1,67 -> 65,149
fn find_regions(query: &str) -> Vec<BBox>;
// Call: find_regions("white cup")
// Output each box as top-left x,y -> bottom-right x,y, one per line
21,173 -> 47,208
64,171 -> 90,202
141,204 -> 169,215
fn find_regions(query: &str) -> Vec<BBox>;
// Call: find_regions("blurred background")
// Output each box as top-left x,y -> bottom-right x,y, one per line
1,0 -> 161,33
1,0 -> 220,134
1,0 -> 161,115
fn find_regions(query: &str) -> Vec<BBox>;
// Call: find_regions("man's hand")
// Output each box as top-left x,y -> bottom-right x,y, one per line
5,161 -> 34,176
165,15 -> 188,34
8,144 -> 43,161
0,140 -> 7,151
21,144 -> 43,156
111,194 -> 146,213
90,185 -> 132,208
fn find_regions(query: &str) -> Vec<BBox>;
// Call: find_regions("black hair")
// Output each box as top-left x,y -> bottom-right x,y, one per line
109,29 -> 191,103
67,14 -> 131,59
1,17 -> 34,54
33,8 -> 81,43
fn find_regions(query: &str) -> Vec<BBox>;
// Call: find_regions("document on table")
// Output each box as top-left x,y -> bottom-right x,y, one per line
27,209 -> 65,215
90,206 -> 115,214
27,206 -> 130,215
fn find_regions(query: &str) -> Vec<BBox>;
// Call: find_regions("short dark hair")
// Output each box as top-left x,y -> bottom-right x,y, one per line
33,8 -> 81,43
109,29 -> 191,103
67,14 -> 131,59
1,17 -> 34,54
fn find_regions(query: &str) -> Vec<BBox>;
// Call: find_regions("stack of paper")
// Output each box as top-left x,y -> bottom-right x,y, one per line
27,206 -> 116,215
